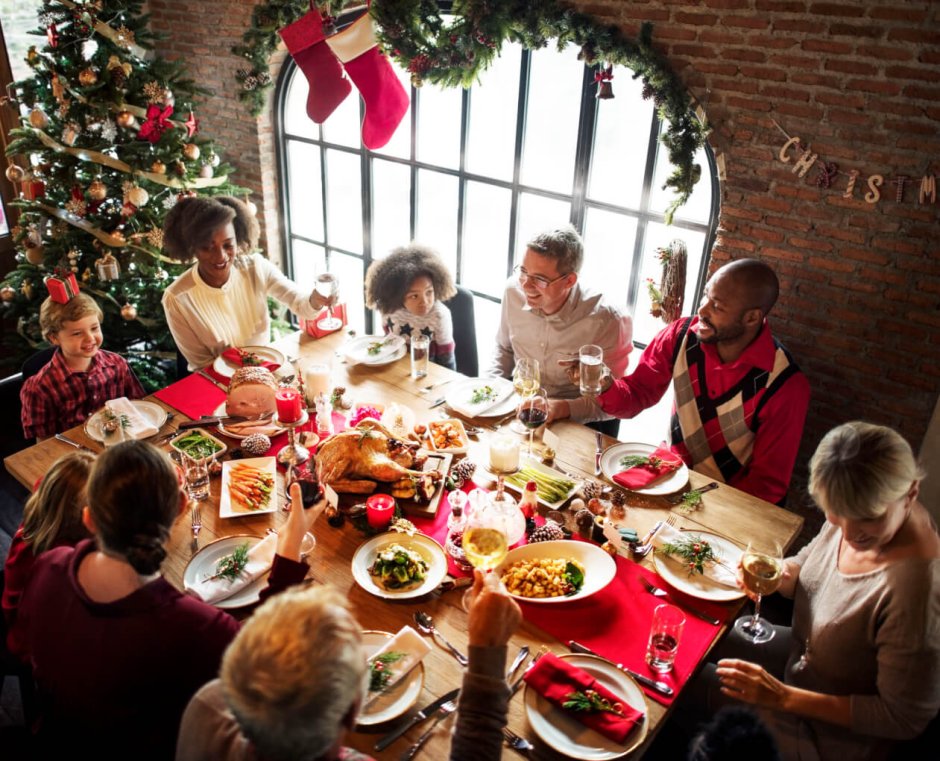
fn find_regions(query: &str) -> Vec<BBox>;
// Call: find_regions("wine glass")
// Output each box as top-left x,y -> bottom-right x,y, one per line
517,388 -> 548,457
733,539 -> 784,644
510,358 -> 540,433
461,490 -> 511,612
315,272 -> 342,331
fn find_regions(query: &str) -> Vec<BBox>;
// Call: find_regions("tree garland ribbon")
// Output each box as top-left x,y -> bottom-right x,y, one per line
59,0 -> 149,59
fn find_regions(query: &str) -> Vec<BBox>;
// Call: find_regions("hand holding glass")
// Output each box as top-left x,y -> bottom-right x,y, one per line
315,273 -> 342,331
579,344 -> 604,396
461,489 -> 511,612
734,539 -> 784,644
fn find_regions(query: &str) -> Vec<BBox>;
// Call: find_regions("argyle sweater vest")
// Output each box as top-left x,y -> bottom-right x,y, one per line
668,318 -> 800,484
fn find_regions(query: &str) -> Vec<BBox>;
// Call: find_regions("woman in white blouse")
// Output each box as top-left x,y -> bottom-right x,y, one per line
162,196 -> 332,370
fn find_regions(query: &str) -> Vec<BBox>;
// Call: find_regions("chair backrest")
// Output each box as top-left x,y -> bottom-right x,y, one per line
21,347 -> 57,382
443,286 -> 479,377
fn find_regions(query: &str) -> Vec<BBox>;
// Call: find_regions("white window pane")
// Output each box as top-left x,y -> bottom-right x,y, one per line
290,239 -> 325,291
286,141 -> 324,241
325,149 -> 362,254
580,208 -> 638,313
514,193 -> 571,263
416,169 -> 459,274
588,73 -> 654,209
633,222 -> 708,345
328,251 -> 367,335
321,80 -> 365,148
475,296 -> 502,373
370,63 -> 412,160
467,46 -> 521,181
649,141 -> 713,224
417,82 -> 462,169
284,69 -> 321,140
371,159 -> 411,258
520,46 -> 582,194
463,182 -> 511,298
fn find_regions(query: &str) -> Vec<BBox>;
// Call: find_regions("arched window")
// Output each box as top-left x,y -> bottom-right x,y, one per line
275,26 -> 718,364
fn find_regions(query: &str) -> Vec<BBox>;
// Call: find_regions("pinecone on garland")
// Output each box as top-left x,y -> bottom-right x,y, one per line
529,521 -> 565,544
581,480 -> 603,501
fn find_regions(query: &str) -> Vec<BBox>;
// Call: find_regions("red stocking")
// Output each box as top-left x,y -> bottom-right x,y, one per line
278,11 -> 351,124
326,13 -> 409,150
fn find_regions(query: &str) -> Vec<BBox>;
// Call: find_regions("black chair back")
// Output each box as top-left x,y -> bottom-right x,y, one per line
443,286 -> 479,377
20,347 -> 56,382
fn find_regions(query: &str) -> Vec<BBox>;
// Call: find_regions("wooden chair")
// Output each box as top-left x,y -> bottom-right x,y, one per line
443,285 -> 478,377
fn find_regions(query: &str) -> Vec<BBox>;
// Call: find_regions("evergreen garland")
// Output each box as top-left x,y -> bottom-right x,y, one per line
233,0 -> 708,222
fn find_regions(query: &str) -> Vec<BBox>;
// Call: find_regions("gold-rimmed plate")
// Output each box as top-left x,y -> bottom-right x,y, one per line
211,346 -> 287,379
183,534 -> 268,610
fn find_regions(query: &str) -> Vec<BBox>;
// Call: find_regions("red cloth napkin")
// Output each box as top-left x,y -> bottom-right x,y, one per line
518,557 -> 733,705
220,348 -> 281,373
613,446 -> 682,490
154,373 -> 227,420
524,652 -> 644,744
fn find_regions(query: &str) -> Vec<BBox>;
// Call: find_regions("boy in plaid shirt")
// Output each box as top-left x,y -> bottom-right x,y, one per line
20,292 -> 145,441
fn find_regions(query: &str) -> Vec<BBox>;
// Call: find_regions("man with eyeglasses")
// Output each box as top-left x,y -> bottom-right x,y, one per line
488,225 -> 633,434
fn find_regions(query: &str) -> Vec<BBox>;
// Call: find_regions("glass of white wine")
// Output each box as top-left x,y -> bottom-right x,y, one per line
461,491 -> 511,612
734,539 -> 784,644
510,358 -> 540,434
315,272 -> 342,331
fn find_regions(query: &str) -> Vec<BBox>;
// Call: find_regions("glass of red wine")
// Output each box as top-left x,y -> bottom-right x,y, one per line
517,388 -> 548,457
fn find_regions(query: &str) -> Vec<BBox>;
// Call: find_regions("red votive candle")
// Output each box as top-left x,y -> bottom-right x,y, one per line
365,493 -> 396,530
274,387 -> 303,423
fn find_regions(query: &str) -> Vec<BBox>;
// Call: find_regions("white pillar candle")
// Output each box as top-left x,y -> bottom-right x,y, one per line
303,363 -> 332,396
489,434 -> 520,473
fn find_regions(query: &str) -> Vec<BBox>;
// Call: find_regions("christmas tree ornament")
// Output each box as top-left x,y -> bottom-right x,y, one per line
150,159 -> 166,174
45,273 -> 80,303
82,268 -> 93,283
95,252 -> 121,281
182,143 -> 200,161
51,74 -> 66,101
143,81 -> 167,104
114,25 -> 136,50
138,104 -> 173,143
121,201 -> 137,217
46,23 -> 59,48
29,107 -> 49,129
198,163 -> 214,179
110,229 -> 126,244
1,285 -> 16,302
595,65 -> 614,99
21,280 -> 35,299
126,185 -> 149,207
115,110 -> 136,128
278,10 -> 352,124
155,268 -> 168,280
208,152 -> 220,167
21,178 -> 46,201
62,122 -> 81,146
120,302 -> 138,321
325,13 -> 409,150
87,178 -> 107,200
100,120 -> 117,141
108,55 -> 131,88
164,90 -> 175,107
25,245 -> 45,265
174,160 -> 187,176
184,110 -> 199,138
78,68 -> 98,86
27,46 -> 39,65
5,164 -> 26,183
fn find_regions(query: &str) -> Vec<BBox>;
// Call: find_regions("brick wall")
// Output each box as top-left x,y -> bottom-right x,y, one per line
148,0 -> 940,507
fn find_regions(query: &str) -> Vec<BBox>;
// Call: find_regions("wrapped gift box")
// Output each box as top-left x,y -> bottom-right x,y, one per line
45,272 -> 79,303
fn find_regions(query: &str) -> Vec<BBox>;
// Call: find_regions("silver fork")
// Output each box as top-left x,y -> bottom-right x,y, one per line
503,726 -> 533,756
191,505 -> 202,540
398,700 -> 457,760
634,513 -> 677,558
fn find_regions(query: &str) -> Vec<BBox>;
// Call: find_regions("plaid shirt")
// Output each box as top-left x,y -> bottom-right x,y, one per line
20,349 -> 146,439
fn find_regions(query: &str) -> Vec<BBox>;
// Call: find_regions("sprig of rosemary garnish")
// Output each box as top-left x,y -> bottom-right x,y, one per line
208,542 -> 250,582
102,410 -> 131,433
619,454 -> 663,469
369,651 -> 406,691
677,488 -> 705,514
367,339 -> 387,356
658,534 -> 717,576
563,689 -> 625,717
469,385 -> 496,405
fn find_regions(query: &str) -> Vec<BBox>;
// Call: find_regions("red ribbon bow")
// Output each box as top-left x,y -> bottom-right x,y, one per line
138,104 -> 174,143
594,65 -> 614,83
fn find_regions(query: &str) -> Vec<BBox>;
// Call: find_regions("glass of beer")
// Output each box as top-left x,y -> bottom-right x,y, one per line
734,539 -> 784,644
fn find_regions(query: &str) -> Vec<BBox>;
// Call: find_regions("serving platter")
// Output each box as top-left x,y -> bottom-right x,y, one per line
84,400 -> 168,443
219,457 -> 279,518
351,533 -> 448,600
479,459 -> 580,511
211,345 -> 287,379
600,442 -> 689,496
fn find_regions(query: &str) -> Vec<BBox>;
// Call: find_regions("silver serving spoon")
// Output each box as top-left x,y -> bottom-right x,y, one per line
413,611 -> 469,666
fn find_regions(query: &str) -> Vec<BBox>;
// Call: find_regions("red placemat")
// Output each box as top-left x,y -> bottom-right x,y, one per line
154,374 -> 227,420
518,557 -> 734,705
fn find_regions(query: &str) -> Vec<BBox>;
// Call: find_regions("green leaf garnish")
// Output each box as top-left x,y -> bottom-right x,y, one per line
657,534 -> 718,576
209,542 -> 250,583
469,385 -> 497,405
564,561 -> 585,595
563,689 -> 625,716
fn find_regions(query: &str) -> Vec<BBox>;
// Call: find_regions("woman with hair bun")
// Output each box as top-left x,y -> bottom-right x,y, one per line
14,440 -> 321,760
712,421 -> 940,761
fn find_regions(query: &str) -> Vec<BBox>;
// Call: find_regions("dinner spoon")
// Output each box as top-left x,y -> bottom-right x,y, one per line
413,611 -> 469,666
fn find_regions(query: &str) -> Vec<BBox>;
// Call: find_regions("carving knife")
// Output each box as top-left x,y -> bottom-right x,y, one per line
374,687 -> 461,752
567,641 -> 674,697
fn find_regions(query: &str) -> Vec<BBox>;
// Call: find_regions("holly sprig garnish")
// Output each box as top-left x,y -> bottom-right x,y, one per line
563,689 -> 625,717
369,651 -> 406,692
619,454 -> 664,469
208,542 -> 250,582
658,534 -> 717,576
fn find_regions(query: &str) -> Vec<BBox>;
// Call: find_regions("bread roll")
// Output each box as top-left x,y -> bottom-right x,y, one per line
226,366 -> 277,420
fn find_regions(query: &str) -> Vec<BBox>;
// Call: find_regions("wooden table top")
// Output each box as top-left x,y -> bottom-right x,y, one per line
4,329 -> 803,760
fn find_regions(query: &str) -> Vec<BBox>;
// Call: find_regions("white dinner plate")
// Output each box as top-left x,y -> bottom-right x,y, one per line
351,533 -> 448,600
524,653 -> 648,759
357,630 -> 426,726
183,534 -> 268,610
219,457 -> 279,518
84,400 -> 168,442
344,335 -> 407,366
211,402 -> 285,440
495,540 -> 617,604
444,377 -> 517,418
652,531 -> 746,602
600,442 -> 689,496
211,346 -> 287,379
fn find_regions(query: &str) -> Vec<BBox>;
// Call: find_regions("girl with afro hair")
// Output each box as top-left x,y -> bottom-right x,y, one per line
364,244 -> 457,370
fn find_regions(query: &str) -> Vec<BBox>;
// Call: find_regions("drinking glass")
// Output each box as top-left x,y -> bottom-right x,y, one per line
315,272 -> 342,331
579,344 -> 604,396
181,453 -> 209,502
461,489 -> 511,612
646,604 -> 685,672
517,387 -> 548,457
734,539 -> 784,644
410,334 -> 430,379
510,358 -> 540,433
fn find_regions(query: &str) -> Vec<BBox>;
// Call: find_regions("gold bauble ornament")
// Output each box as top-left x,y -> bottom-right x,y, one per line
5,164 -> 26,183
198,164 -> 214,179
21,280 -> 34,300
78,68 -> 98,86
120,303 -> 137,321
87,179 -> 107,200
1,285 -> 16,302
174,161 -> 186,177
182,143 -> 200,161
150,160 -> 166,175
25,246 -> 45,265
126,186 -> 149,207
115,110 -> 136,128
82,268 -> 93,283
29,108 -> 49,129
27,47 -> 39,64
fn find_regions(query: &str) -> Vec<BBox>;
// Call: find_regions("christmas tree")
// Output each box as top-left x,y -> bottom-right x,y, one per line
0,0 -> 243,388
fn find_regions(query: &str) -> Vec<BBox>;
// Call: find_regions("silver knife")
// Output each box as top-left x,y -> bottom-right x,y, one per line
429,396 -> 447,409
594,431 -> 604,476
54,433 -> 95,452
507,645 -> 530,682
195,369 -> 228,391
374,687 -> 461,752
567,641 -> 674,697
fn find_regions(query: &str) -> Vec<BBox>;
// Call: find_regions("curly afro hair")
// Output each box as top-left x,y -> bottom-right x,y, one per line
364,243 -> 457,314
162,195 -> 261,262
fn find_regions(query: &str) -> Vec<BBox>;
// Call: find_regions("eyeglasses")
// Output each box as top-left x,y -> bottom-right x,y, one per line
514,265 -> 569,291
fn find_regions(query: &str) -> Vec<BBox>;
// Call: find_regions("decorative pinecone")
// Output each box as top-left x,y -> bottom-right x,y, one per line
529,521 -> 565,544
581,480 -> 603,501
241,433 -> 271,456
611,490 -> 627,507
447,458 -> 477,489
574,508 -> 595,538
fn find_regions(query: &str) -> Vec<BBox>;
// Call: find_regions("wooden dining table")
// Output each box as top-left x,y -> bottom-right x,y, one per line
4,328 -> 803,760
